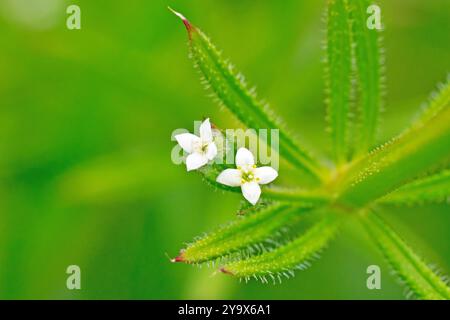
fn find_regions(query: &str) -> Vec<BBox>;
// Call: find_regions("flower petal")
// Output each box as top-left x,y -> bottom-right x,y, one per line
205,142 -> 218,160
199,118 -> 213,142
235,147 -> 255,167
254,166 -> 278,185
241,182 -> 261,205
216,169 -> 242,187
175,133 -> 200,153
186,153 -> 208,171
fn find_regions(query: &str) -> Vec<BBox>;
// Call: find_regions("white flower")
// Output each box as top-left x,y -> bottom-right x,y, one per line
175,118 -> 218,171
216,147 -> 278,205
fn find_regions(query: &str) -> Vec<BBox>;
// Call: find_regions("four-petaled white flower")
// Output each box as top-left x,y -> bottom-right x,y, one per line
216,147 -> 278,205
175,118 -> 218,171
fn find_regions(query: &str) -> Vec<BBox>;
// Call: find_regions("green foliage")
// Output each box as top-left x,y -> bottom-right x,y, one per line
220,214 -> 340,281
1,0 -> 449,301
350,0 -> 383,155
174,204 -> 313,264
170,8 -> 326,182
262,186 -> 330,205
325,0 -> 353,164
379,170 -> 450,205
325,0 -> 383,162
338,86 -> 450,207
408,76 -> 450,132
362,212 -> 450,300
171,1 -> 450,298
200,163 -> 331,204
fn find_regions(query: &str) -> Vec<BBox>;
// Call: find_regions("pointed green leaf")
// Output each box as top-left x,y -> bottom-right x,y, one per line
171,8 -> 326,181
350,0 -> 384,155
362,212 -> 450,300
219,214 -> 340,281
409,76 -> 450,131
379,169 -> 450,205
325,0 -> 353,165
172,204 -> 313,264
337,81 -> 450,207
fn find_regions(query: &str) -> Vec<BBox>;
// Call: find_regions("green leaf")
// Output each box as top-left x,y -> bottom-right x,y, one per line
172,204 -> 313,264
350,0 -> 383,155
409,76 -> 450,132
379,169 -> 450,205
170,8 -> 327,182
337,81 -> 450,207
325,0 -> 353,165
219,213 -> 340,282
362,212 -> 450,300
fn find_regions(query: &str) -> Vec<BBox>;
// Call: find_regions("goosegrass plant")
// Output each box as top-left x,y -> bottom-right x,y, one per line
169,1 -> 450,299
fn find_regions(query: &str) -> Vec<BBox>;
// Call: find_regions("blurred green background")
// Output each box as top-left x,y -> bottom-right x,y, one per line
0,0 -> 449,299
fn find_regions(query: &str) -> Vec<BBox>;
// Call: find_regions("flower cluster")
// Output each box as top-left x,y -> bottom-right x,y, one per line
174,119 -> 278,205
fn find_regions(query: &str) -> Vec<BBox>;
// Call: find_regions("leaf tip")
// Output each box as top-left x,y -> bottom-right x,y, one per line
170,250 -> 186,263
168,6 -> 193,34
219,267 -> 234,276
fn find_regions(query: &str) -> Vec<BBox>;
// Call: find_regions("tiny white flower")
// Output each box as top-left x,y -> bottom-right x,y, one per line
175,118 -> 218,171
216,147 -> 278,205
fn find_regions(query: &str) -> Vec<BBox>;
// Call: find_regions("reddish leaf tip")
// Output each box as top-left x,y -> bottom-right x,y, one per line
170,251 -> 186,263
168,7 -> 193,34
219,267 -> 234,276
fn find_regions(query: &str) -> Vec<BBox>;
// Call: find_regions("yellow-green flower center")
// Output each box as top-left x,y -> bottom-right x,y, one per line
193,140 -> 209,154
239,165 -> 259,184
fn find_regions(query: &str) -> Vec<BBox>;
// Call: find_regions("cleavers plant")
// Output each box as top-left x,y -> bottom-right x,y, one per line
169,0 -> 450,299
